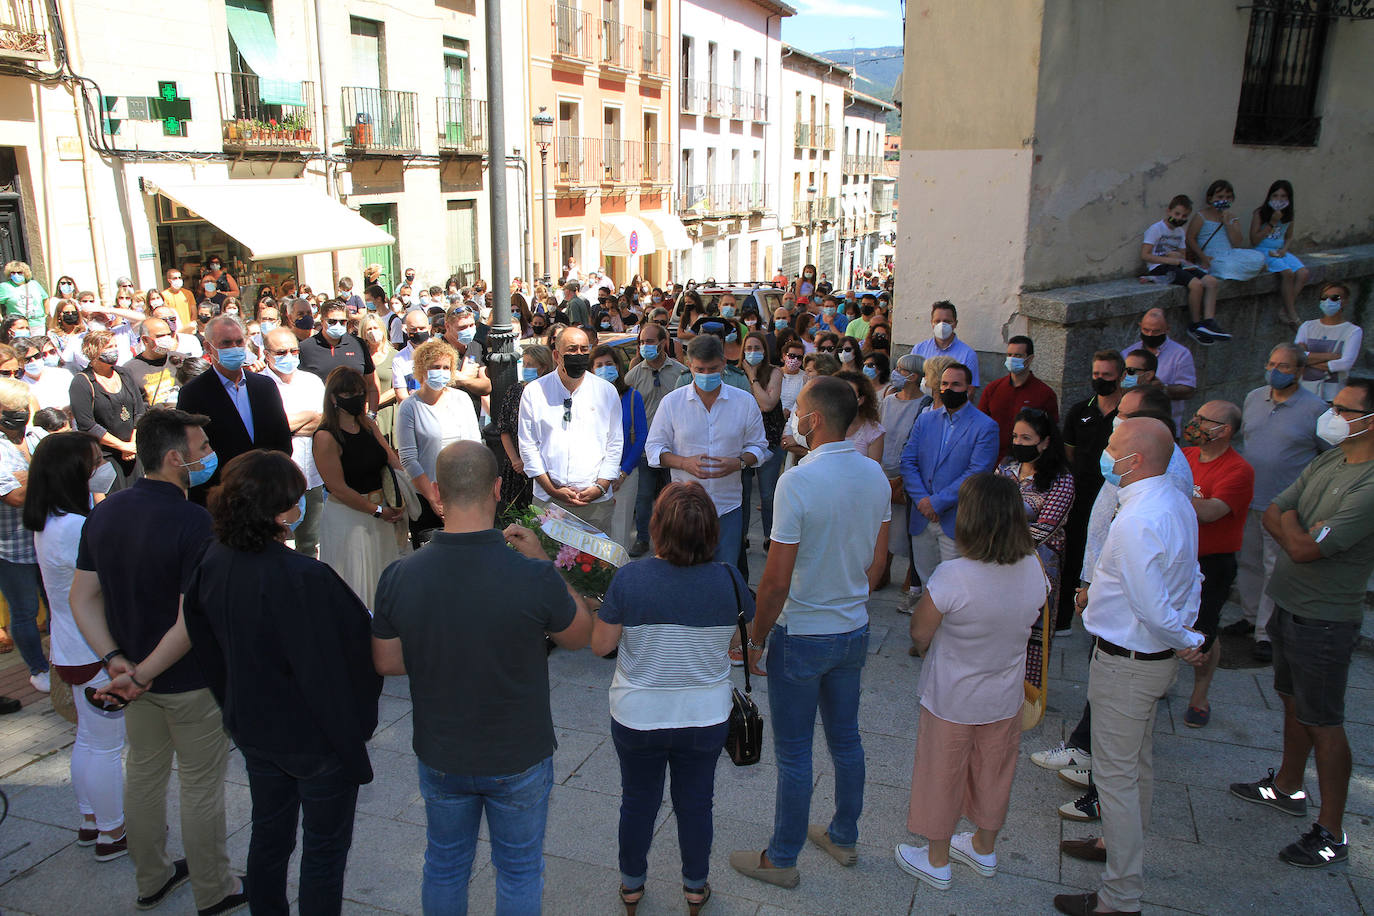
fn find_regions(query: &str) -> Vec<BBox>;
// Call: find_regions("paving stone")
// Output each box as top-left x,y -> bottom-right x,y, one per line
355,746 -> 422,819
338,812 -> 431,913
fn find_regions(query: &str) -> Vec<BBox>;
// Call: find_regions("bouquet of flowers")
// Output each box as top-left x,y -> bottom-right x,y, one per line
500,503 -> 629,599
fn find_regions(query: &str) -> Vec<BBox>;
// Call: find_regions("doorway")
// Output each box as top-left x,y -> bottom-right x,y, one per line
359,203 -> 397,292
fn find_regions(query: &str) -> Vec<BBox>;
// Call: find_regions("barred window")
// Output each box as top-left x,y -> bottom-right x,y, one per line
1233,0 -> 1332,147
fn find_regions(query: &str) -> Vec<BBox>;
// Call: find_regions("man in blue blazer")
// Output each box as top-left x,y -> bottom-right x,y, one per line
177,315 -> 292,504
899,361 -> 999,589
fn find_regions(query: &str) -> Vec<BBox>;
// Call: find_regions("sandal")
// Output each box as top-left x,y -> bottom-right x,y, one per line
685,882 -> 711,915
618,884 -> 644,915
0,630 -> 13,654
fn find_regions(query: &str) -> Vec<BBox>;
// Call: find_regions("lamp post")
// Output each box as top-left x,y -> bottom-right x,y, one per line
806,184 -> 818,270
484,0 -> 516,412
533,107 -> 554,285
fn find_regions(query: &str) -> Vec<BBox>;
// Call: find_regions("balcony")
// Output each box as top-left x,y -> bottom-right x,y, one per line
0,0 -> 46,60
437,97 -> 487,155
600,19 -> 633,71
678,183 -> 769,218
625,140 -> 670,184
843,153 -> 880,174
707,83 -> 727,117
449,262 -> 481,287
639,30 -> 668,80
341,87 -> 420,155
729,88 -> 747,120
816,124 -> 835,150
681,79 -> 709,113
216,73 -> 316,153
600,137 -> 625,182
751,93 -> 768,123
794,122 -> 811,148
792,196 -> 838,224
553,4 -> 592,63
555,135 -> 601,186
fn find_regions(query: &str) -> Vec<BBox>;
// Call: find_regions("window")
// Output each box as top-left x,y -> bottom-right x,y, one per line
732,50 -> 742,89
443,37 -> 469,98
349,17 -> 384,88
446,200 -> 478,279
557,100 -> 580,181
753,57 -> 762,95
603,105 -> 622,181
1233,0 -> 1330,147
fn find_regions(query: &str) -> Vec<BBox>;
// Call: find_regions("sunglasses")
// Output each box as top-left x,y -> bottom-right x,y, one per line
325,318 -> 347,327
817,346 -> 836,353
0,369 -> 21,378
85,685 -> 128,712
563,397 -> 572,427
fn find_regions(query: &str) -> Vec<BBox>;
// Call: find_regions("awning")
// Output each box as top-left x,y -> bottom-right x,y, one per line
874,244 -> 895,257
226,0 -> 304,105
143,179 -> 395,260
641,210 -> 692,251
600,214 -> 658,257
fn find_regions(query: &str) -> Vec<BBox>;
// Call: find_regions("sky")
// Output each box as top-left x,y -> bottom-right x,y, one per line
779,0 -> 905,55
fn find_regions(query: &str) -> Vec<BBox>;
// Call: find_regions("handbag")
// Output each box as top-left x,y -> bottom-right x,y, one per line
722,565 -> 764,766
1021,563 -> 1054,731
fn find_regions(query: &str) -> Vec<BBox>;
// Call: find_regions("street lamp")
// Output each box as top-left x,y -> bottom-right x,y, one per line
533,107 -> 554,286
807,185 -> 818,270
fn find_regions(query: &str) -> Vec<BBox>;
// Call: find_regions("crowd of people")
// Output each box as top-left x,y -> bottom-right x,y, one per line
0,240 -> 1368,916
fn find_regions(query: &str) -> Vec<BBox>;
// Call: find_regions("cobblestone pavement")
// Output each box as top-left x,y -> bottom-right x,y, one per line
1,537 -> 1371,915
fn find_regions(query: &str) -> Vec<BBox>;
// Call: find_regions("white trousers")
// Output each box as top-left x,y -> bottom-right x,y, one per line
71,668 -> 127,832
910,523 -> 960,583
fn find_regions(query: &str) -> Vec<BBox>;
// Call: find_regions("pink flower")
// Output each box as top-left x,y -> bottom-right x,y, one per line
555,544 -> 579,570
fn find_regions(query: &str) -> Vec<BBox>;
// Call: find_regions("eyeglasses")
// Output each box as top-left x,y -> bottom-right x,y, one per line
840,348 -> 855,354
1124,367 -> 1144,376
268,348 -> 300,356
818,346 -> 836,353
563,397 -> 572,427
1194,414 -> 1225,427
325,318 -> 347,327
1331,404 -> 1371,418
0,369 -> 21,378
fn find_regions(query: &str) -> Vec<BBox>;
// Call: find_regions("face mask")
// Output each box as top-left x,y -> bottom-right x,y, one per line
561,353 -> 590,378
215,346 -> 248,371
1182,417 -> 1220,447
98,347 -> 119,365
639,343 -> 659,361
324,323 -> 346,340
293,315 -> 314,331
1005,356 -> 1027,374
693,371 -> 722,392
795,410 -> 816,439
774,319 -> 788,330
1269,198 -> 1288,210
208,262 -> 222,271
456,326 -> 476,345
1317,408 -> 1372,446
116,297 -> 133,308
933,321 -> 953,341
203,284 -> 216,295
87,320 -> 107,332
872,334 -> 888,346
1099,450 -> 1137,487
223,309 -> 239,319
24,359 -> 42,378
182,450 -> 218,487
1319,298 -> 1342,317
1167,216 -> 1188,228
1266,367 -> 1296,389
721,305 -> 736,318
1092,377 -> 1118,396
10,329 -> 29,339
724,330 -> 738,343
1120,373 -> 1139,390
862,365 -> 878,380
1211,199 -> 1232,210
0,407 -> 25,431
942,389 -> 968,411
285,493 -> 308,533
1009,442 -> 1041,464
425,369 -> 452,391
822,306 -> 836,317
59,283 -> 74,295
531,324 -> 547,335
335,393 -> 365,416
61,312 -> 79,327
919,379 -> 931,397
1112,414 -> 1125,431
520,366 -> 539,383
745,351 -> 764,366
594,365 -> 619,382
745,318 -> 758,328
408,331 -> 430,346
153,334 -> 177,354
88,461 -> 117,495
890,370 -> 907,388
784,355 -> 801,370
272,353 -> 300,375
8,273 -> 23,285
837,349 -> 854,364
599,320 -> 612,330
170,278 -> 183,290
1140,332 -> 1167,348
198,313 -> 213,324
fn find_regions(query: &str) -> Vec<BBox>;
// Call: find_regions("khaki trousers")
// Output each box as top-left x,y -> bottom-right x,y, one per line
1235,508 -> 1279,639
124,687 -> 234,909
1088,647 -> 1179,914
534,495 -> 615,536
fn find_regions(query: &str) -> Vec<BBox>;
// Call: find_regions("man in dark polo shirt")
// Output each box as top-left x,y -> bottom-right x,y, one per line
372,441 -> 592,914
70,408 -> 244,914
298,301 -> 379,411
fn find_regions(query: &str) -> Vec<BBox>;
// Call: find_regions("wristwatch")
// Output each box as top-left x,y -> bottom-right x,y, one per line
373,505 -> 384,519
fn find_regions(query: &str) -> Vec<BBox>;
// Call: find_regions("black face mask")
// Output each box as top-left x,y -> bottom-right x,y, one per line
335,394 -> 365,416
1010,442 -> 1041,464
942,389 -> 968,411
871,334 -> 888,346
294,315 -> 314,331
0,409 -> 27,431
1092,378 -> 1118,396
1140,332 -> 1167,349
562,353 -> 590,378
530,324 -> 546,334
408,331 -> 430,346
60,312 -> 80,326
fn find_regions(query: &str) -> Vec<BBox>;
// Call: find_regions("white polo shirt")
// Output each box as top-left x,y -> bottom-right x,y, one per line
270,368 -> 326,489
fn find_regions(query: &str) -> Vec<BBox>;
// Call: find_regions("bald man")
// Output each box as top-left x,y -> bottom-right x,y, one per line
124,317 -> 181,406
1054,417 -> 1205,916
1121,308 -> 1196,433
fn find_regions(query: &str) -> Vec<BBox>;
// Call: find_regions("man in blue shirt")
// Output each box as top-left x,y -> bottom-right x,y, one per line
911,301 -> 981,389
899,362 -> 999,590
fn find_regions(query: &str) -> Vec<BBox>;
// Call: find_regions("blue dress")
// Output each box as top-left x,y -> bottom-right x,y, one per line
1255,221 -> 1304,272
1197,218 -> 1266,280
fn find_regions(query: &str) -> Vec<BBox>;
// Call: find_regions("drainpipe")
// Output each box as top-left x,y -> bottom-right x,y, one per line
57,0 -> 109,299
312,0 -> 340,284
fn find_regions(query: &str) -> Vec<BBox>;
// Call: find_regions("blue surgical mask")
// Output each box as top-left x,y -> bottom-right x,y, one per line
1267,367 -> 1296,390
725,330 -> 738,343
215,346 -> 248,371
520,366 -> 539,383
456,326 -> 476,345
183,450 -> 219,488
639,343 -> 659,361
862,365 -> 878,380
286,493 -> 307,532
1319,298 -> 1342,317
1099,450 -> 1136,487
9,273 -> 23,285
43,353 -> 60,367
1120,373 -> 1139,390
693,371 -> 722,392
822,306 -> 836,317
259,320 -> 278,334
594,365 -> 619,382
1005,356 -> 1027,374
890,370 -> 907,388
273,353 -> 300,375
745,351 -> 764,365
774,319 -> 788,330
324,323 -> 346,340
721,305 -> 736,318
11,329 -> 29,339
425,369 -> 451,390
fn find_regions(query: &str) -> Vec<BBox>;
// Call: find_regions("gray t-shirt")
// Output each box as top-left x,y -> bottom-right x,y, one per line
372,529 -> 576,776
1238,384 -> 1329,510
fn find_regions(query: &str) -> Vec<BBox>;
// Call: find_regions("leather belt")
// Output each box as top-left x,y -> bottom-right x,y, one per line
1094,637 -> 1174,662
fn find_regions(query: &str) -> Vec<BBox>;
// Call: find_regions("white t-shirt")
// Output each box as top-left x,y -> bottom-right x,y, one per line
1143,219 -> 1188,261
392,343 -> 418,391
35,511 -> 99,666
271,370 -> 326,489
23,365 -> 74,410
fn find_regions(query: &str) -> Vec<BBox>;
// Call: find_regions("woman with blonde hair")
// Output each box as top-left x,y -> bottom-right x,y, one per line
358,312 -> 399,440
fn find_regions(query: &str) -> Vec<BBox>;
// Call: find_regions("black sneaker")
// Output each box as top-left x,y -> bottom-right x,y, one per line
1229,768 -> 1308,816
1187,323 -> 1217,346
198,878 -> 249,916
1202,318 -> 1232,340
1058,786 -> 1100,822
1219,619 -> 1255,637
1279,822 -> 1348,868
1253,640 -> 1273,663
136,858 -> 190,910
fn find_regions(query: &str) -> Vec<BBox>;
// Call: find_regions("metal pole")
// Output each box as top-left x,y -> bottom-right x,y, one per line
312,0 -> 340,288
484,0 -> 516,410
539,148 -> 552,285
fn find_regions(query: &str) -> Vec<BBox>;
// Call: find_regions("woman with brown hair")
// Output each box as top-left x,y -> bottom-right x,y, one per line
897,473 -> 1048,890
835,369 -> 885,463
591,481 -> 755,915
740,329 -> 784,549
69,330 -> 144,490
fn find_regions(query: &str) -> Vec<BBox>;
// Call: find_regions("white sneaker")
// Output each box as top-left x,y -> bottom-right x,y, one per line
1031,741 -> 1090,771
29,671 -> 50,693
948,832 -> 996,877
894,844 -> 951,890
1058,765 -> 1092,789
896,586 -> 923,615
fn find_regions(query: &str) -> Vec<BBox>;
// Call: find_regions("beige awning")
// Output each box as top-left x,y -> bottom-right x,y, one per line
641,210 -> 692,251
600,214 -> 658,257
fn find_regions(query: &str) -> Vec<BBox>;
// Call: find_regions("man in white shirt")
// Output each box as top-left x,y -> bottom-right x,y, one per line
732,376 -> 890,888
645,334 -> 769,569
517,327 -> 623,533
263,328 -> 326,557
1054,418 -> 1205,916
151,305 -> 203,358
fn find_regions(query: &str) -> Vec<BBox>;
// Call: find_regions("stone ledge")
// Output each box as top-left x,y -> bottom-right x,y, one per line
1020,243 -> 1374,325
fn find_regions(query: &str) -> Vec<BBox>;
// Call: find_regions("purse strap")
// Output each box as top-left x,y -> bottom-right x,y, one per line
723,563 -> 752,695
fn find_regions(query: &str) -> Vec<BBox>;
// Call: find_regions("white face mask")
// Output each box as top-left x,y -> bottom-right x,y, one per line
1316,408 -> 1373,446
933,321 -> 953,341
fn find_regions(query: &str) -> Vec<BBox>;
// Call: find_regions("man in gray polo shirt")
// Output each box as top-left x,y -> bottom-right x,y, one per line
731,376 -> 891,888
1228,343 -> 1328,662
625,321 -> 687,556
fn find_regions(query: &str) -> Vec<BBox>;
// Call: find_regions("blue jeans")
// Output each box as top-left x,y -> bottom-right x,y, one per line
740,447 -> 785,543
765,624 -> 869,868
633,457 -> 666,544
715,507 -> 744,573
611,719 -> 728,891
0,558 -> 48,676
242,750 -> 359,916
417,756 -> 553,916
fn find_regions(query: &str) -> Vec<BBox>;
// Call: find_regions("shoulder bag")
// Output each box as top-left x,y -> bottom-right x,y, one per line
722,564 -> 764,766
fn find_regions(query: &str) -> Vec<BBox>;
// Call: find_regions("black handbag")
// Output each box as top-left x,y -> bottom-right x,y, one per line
723,565 -> 764,767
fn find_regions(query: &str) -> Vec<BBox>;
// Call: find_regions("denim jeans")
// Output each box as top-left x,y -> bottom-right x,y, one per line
0,558 -> 48,676
740,446 -> 785,543
417,756 -> 554,916
633,457 -> 666,544
242,749 -> 360,916
715,507 -> 744,573
611,719 -> 728,891
765,624 -> 869,868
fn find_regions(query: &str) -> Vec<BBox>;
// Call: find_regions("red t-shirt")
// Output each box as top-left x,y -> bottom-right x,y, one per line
978,372 -> 1059,460
1184,446 -> 1254,556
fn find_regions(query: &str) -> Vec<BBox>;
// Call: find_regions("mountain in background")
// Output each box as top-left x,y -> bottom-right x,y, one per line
813,46 -> 902,133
